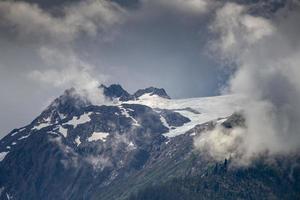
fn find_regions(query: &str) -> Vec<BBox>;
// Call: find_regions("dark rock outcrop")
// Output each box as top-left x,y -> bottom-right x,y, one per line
134,87 -> 171,99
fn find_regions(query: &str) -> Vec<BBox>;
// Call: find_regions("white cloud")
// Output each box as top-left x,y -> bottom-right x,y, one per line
198,1 -> 300,165
0,0 -> 127,105
0,0 -> 125,42
28,47 -> 108,105
85,155 -> 112,170
209,2 -> 275,61
194,125 -> 245,162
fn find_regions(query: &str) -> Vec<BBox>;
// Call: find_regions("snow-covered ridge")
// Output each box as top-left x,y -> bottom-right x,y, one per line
125,94 -> 245,137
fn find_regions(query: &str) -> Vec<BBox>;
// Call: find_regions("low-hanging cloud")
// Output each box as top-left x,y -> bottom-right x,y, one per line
29,47 -> 109,105
195,1 -> 300,165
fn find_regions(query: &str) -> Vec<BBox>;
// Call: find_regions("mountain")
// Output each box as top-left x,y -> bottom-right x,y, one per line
0,85 -> 299,200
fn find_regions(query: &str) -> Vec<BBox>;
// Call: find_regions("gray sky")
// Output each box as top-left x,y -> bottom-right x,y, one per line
0,0 -> 289,135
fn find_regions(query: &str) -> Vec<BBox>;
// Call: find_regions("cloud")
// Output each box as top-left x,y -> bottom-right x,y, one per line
0,0 -> 125,43
50,135 -> 112,170
195,1 -> 300,165
0,0 -> 126,105
85,155 -> 112,171
209,2 -> 275,61
194,125 -> 245,162
50,136 -> 80,168
28,47 -> 109,105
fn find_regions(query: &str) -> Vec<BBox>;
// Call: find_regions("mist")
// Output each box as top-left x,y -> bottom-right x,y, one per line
195,1 -> 300,165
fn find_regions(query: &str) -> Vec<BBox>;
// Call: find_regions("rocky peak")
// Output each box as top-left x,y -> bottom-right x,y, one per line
100,84 -> 135,101
33,88 -> 89,125
134,87 -> 170,99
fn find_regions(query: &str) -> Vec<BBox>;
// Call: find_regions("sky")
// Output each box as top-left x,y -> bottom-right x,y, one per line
0,0 -> 298,149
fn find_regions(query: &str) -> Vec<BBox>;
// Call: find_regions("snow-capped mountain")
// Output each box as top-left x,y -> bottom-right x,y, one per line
0,84 -> 299,200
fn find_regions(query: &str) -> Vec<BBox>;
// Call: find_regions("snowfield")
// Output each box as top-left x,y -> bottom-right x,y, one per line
125,94 -> 245,137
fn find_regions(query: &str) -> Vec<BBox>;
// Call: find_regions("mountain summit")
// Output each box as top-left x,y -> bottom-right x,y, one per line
101,84 -> 134,101
101,84 -> 171,101
134,87 -> 170,99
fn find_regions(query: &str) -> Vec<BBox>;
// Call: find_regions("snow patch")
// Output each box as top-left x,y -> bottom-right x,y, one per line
32,116 -> 52,130
0,152 -> 9,162
18,135 -> 30,140
33,123 -> 51,130
48,131 -> 58,135
58,112 -> 66,120
6,192 -> 13,200
119,106 -> 140,126
128,141 -> 134,147
127,108 -> 135,112
75,136 -> 81,146
128,141 -> 137,150
11,131 -> 19,136
64,112 -> 92,128
11,127 -> 26,136
59,126 -> 68,138
18,127 -> 26,132
160,116 -> 170,129
190,132 -> 196,136
119,106 -> 130,118
11,132 -> 18,137
88,132 -> 109,142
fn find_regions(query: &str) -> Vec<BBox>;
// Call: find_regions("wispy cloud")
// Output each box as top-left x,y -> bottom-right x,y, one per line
28,47 -> 109,105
